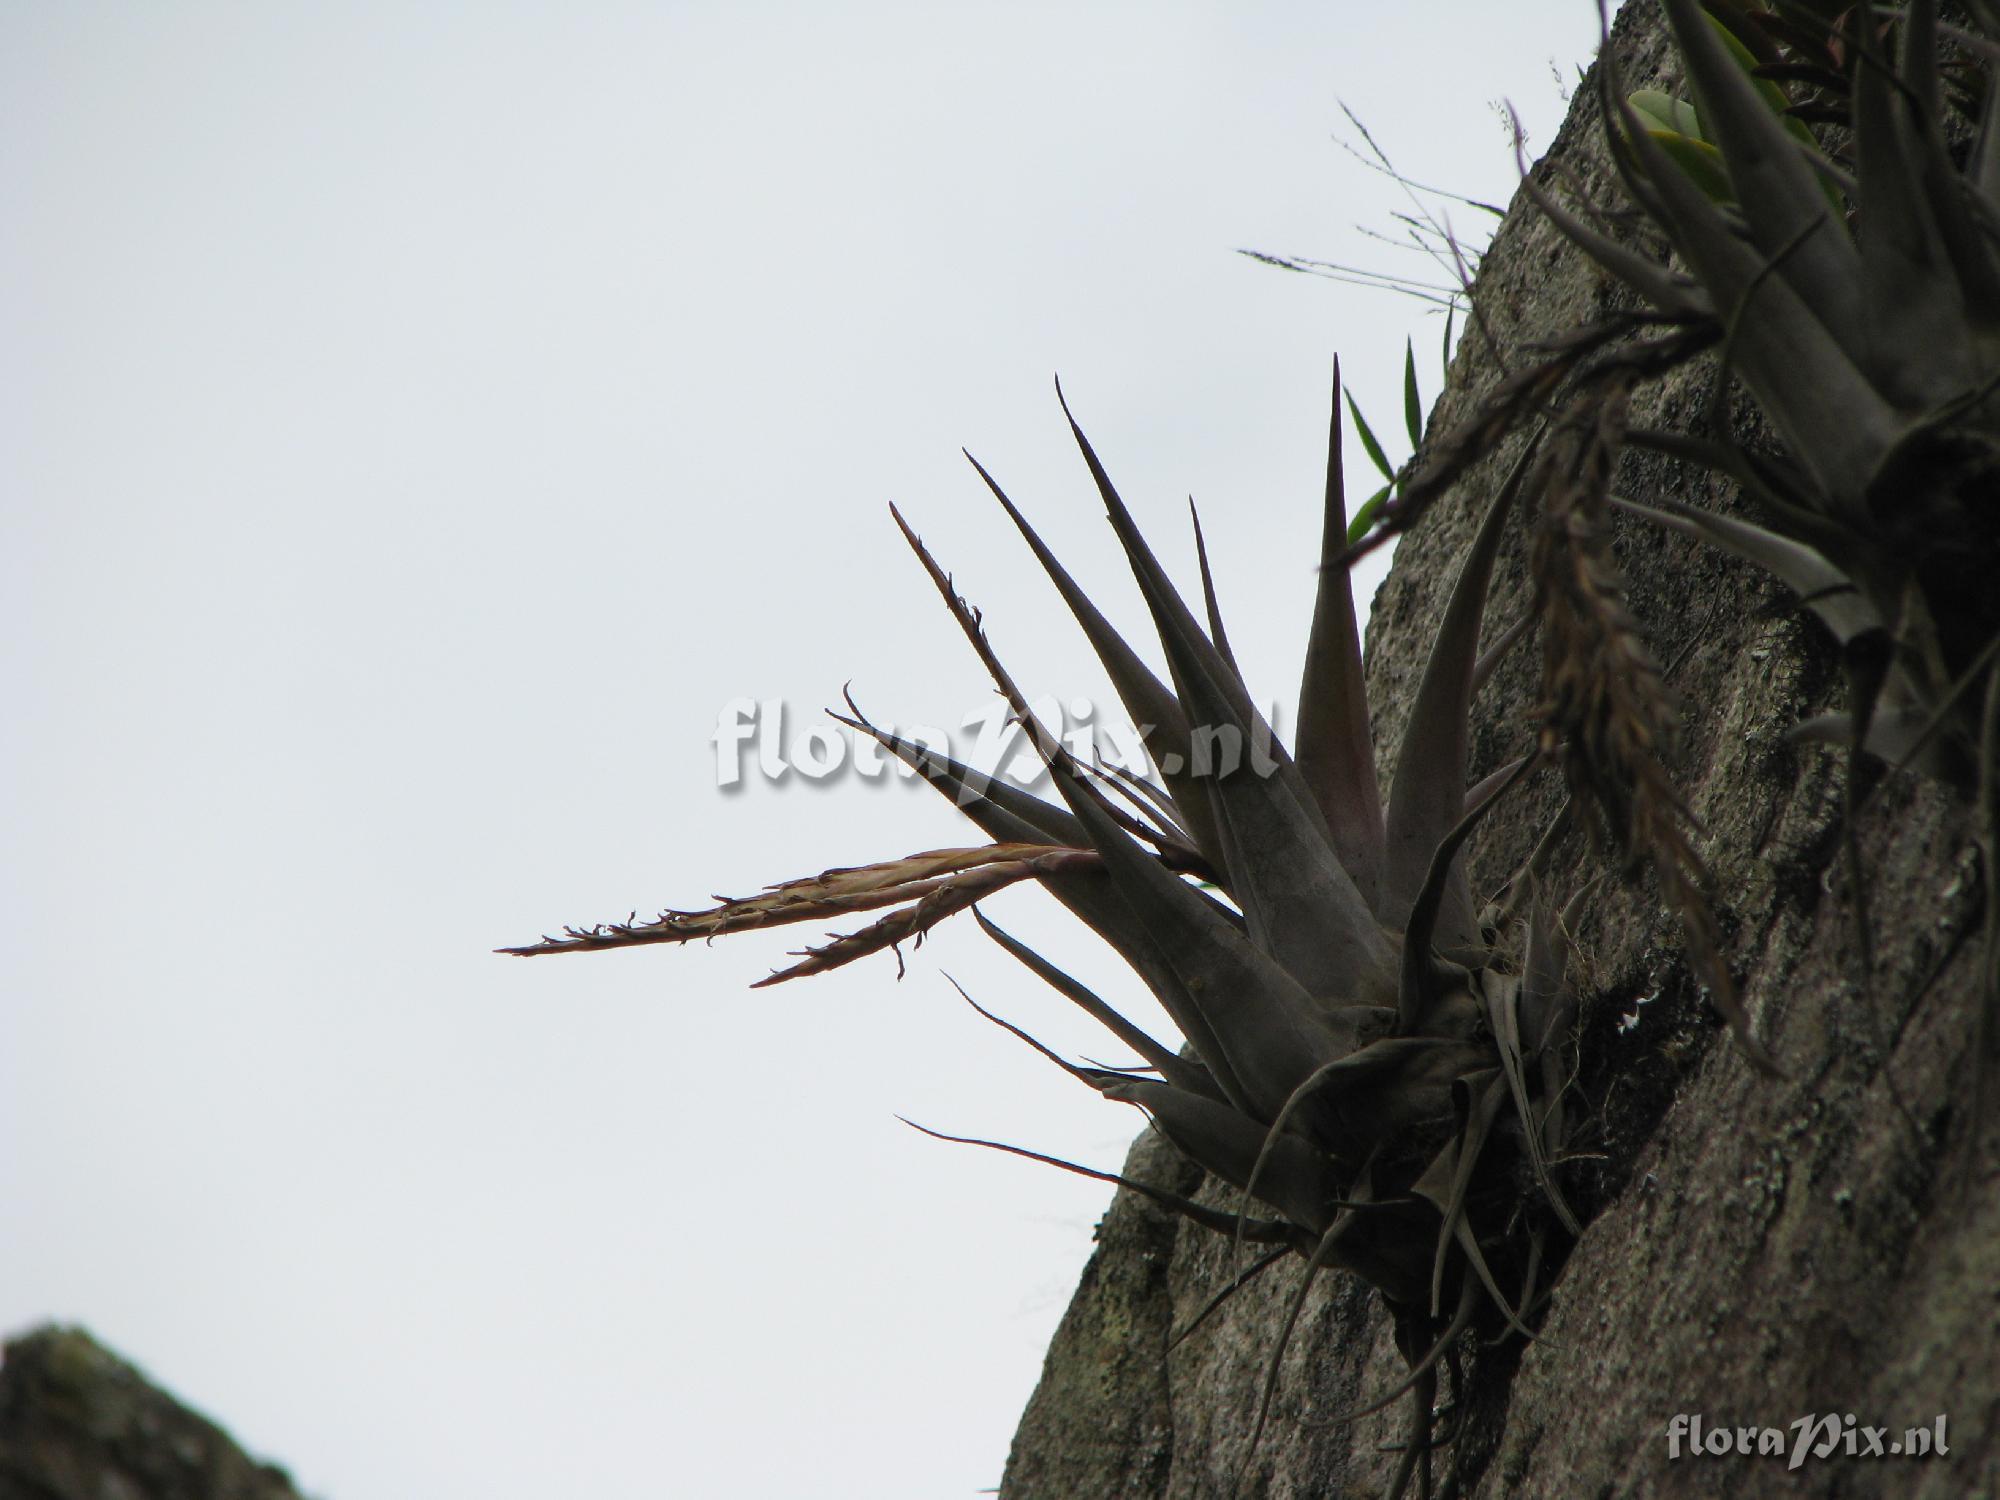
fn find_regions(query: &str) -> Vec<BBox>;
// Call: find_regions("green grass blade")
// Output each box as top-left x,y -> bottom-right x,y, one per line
1346,485 -> 1392,546
1344,387 -> 1396,482
1403,337 -> 1422,449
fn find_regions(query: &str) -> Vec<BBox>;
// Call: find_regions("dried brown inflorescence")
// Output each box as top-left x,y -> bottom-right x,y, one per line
1525,371 -> 1777,1071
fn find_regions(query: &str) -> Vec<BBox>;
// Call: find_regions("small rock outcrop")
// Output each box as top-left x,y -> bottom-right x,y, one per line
0,1326 -> 305,1500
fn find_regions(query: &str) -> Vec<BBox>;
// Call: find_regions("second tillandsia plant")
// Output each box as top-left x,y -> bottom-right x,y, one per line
1330,0 -> 2000,1085
1545,0 -> 2000,785
505,373 -> 1584,1498
1513,0 -> 2000,1073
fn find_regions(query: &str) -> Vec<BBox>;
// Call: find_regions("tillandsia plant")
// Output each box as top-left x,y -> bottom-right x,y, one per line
1332,0 -> 2000,1082
1514,0 -> 2000,1074
1528,0 -> 2000,794
504,374 -> 1585,1498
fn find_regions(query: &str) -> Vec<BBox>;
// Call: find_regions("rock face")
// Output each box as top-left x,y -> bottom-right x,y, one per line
999,5 -> 2000,1497
7,15 -> 1995,1500
0,1326 -> 304,1500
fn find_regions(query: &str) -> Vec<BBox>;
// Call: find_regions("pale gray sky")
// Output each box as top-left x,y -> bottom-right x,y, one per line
1,5 -> 1600,1496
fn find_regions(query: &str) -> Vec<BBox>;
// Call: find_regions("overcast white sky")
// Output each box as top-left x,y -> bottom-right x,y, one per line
1,5 -> 1602,1496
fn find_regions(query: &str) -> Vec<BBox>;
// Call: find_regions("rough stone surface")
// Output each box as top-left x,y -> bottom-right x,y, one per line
0,1326 -> 305,1500
1000,4 -> 2000,1496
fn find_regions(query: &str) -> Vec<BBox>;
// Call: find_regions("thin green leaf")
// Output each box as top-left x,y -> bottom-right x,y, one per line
1344,387 -> 1396,483
1346,485 -> 1392,546
1402,337 -> 1422,449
